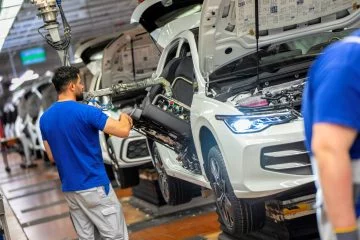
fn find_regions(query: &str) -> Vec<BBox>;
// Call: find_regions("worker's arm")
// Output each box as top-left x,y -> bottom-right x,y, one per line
43,140 -> 55,163
103,113 -> 133,138
312,123 -> 357,230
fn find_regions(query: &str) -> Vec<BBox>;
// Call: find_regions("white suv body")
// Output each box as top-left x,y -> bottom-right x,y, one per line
78,26 -> 160,187
131,0 -> 360,236
26,77 -> 53,152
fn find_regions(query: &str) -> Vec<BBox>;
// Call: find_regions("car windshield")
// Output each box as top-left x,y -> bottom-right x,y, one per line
209,28 -> 357,82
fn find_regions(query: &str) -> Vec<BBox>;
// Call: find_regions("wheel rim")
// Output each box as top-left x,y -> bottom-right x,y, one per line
210,157 -> 235,230
153,146 -> 170,202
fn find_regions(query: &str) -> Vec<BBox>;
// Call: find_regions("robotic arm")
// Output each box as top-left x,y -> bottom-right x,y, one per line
31,0 -> 71,66
83,77 -> 173,116
83,77 -> 172,102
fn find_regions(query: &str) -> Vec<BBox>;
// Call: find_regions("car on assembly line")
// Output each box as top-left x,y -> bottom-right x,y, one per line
129,0 -> 360,236
26,75 -> 54,160
100,25 -> 163,188
76,25 -> 161,188
5,79 -> 42,167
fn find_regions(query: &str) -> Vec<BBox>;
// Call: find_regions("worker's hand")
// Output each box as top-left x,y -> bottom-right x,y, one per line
119,113 -> 133,128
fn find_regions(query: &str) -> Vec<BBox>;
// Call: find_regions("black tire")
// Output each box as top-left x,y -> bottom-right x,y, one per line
206,145 -> 265,236
151,142 -> 194,205
132,179 -> 167,206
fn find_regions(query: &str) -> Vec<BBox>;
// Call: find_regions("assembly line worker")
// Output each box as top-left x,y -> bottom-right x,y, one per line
40,66 -> 133,240
302,29 -> 360,240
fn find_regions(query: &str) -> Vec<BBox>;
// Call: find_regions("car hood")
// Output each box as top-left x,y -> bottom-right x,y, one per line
131,0 -> 203,48
199,0 -> 360,76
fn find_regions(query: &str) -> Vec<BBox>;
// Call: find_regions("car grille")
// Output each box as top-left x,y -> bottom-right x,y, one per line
261,141 -> 312,175
126,139 -> 150,159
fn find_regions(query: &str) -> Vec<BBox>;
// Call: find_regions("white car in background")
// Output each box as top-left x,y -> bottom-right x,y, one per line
25,76 -> 53,156
130,0 -> 360,236
4,82 -> 38,167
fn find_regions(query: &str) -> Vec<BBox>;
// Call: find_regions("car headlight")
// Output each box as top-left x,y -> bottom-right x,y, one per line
216,112 -> 295,134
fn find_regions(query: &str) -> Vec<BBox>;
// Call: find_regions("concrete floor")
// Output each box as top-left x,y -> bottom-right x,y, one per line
1,152 -> 221,240
1,151 -> 320,240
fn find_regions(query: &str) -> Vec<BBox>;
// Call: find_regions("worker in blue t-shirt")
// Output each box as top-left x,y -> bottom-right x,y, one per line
303,29 -> 360,240
40,66 -> 132,240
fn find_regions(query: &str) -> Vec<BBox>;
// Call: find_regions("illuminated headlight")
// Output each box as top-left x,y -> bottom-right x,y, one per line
216,112 -> 295,134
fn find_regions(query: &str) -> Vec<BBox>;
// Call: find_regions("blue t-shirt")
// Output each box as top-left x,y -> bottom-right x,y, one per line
302,29 -> 360,159
40,101 -> 109,192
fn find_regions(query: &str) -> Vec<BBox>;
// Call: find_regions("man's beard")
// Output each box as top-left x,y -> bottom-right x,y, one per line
76,92 -> 84,102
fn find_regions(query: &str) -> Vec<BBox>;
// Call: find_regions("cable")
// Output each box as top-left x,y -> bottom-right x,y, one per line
37,0 -> 71,65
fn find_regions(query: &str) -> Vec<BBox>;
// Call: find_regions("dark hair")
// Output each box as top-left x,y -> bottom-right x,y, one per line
52,66 -> 80,93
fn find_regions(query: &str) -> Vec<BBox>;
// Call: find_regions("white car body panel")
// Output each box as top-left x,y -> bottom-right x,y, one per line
154,142 -> 211,188
152,36 -> 314,198
24,114 -> 40,150
108,131 -> 151,168
148,13 -> 201,48
199,0 -> 360,74
191,94 -> 314,198
134,0 -> 360,199
130,0 -> 161,24
131,0 -> 202,48
36,108 -> 45,151
27,79 -> 53,151
88,61 -> 152,168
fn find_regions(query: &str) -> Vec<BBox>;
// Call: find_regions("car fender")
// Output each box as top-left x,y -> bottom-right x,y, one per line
191,94 -> 241,184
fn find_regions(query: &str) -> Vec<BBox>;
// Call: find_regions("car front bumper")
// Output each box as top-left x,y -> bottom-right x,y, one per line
214,119 -> 314,199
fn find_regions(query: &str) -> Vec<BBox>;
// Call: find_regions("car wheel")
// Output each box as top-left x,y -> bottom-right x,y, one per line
207,145 -> 265,236
151,142 -> 193,205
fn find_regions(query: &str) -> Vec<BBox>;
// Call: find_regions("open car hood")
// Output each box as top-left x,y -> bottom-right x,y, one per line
131,0 -> 203,47
199,0 -> 360,76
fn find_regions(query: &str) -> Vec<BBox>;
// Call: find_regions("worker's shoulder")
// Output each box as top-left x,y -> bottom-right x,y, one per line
56,101 -> 95,111
320,36 -> 360,70
326,30 -> 360,54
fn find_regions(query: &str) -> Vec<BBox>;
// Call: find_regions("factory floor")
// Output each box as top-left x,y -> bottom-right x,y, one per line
1,152 -> 221,240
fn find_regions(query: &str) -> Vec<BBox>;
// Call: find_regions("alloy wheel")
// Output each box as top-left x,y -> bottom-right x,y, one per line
210,157 -> 235,230
153,146 -> 170,202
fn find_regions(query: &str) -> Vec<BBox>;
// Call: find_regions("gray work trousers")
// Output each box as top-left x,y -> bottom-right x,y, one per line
312,158 -> 360,240
64,184 -> 129,240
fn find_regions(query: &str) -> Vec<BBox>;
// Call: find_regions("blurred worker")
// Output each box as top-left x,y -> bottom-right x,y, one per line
302,29 -> 360,240
40,66 -> 132,240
